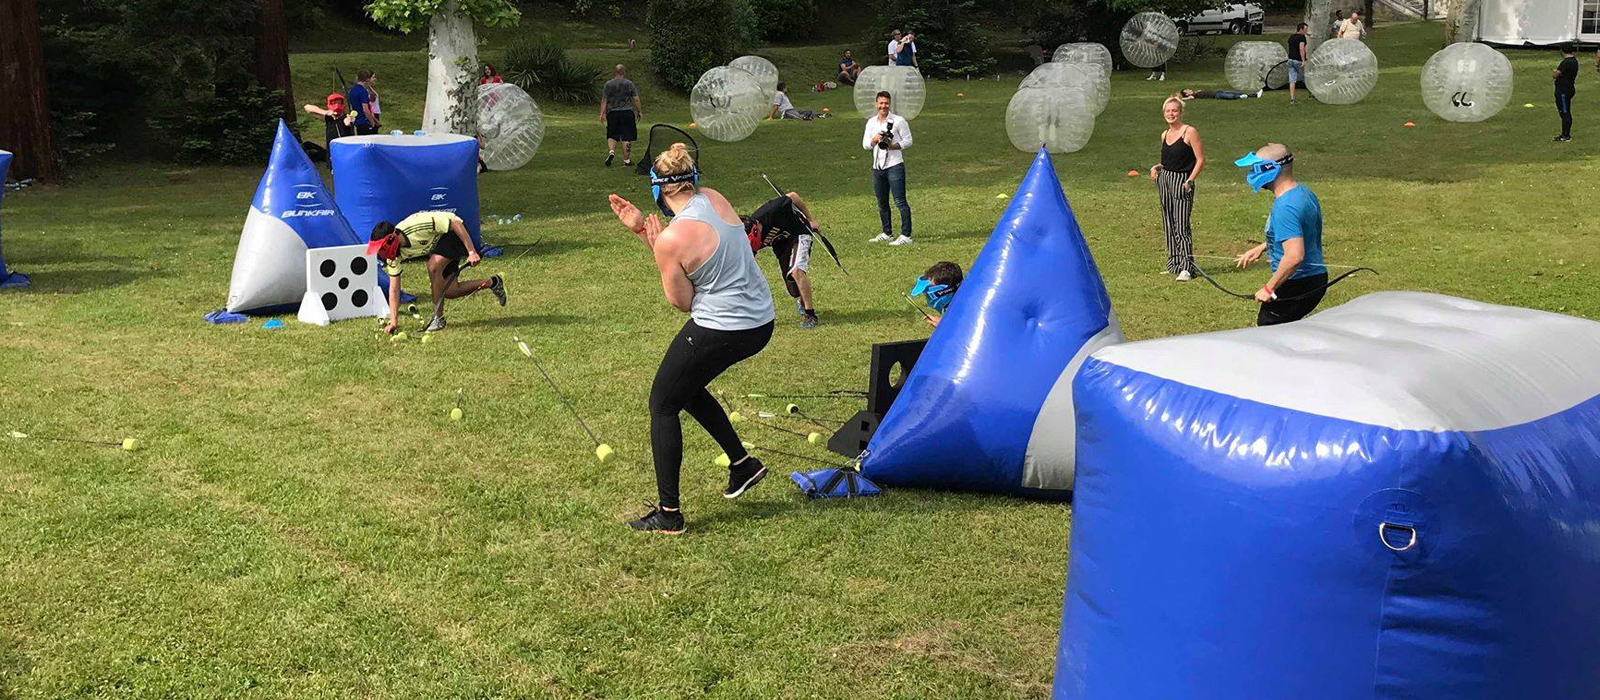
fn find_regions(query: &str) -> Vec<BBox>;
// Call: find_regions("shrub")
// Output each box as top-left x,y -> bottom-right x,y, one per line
501,35 -> 605,104
647,0 -> 742,92
148,86 -> 286,165
870,0 -> 994,79
748,0 -> 818,42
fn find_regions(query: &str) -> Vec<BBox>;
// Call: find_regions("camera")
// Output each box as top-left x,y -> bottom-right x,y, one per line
876,120 -> 895,150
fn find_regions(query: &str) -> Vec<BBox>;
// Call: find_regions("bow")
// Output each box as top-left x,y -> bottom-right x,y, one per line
1192,260 -> 1377,303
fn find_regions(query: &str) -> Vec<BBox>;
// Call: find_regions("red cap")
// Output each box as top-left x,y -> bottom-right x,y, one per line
326,93 -> 346,112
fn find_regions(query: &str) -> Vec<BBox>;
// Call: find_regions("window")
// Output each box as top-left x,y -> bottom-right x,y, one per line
1585,0 -> 1600,36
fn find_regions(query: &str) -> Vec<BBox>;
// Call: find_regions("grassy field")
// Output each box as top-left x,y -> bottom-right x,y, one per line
3,20 -> 1598,699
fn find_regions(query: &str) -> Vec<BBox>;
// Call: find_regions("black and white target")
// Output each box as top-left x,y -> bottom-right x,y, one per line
297,244 -> 385,326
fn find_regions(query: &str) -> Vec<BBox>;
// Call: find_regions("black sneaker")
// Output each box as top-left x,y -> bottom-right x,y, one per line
488,274 -> 507,306
605,151 -> 615,167
627,503 -> 685,534
724,457 -> 768,499
1554,135 -> 1572,142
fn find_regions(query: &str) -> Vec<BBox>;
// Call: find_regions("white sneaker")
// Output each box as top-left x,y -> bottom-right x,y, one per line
1175,271 -> 1192,282
889,235 -> 913,246
869,233 -> 892,243
1255,88 -> 1264,98
1158,74 -> 1166,82
1146,73 -> 1157,81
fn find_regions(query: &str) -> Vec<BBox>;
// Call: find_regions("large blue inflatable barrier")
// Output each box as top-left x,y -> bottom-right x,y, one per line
0,150 -> 26,289
330,133 -> 483,251
1053,292 -> 1600,699
859,148 -> 1121,497
222,121 -> 373,315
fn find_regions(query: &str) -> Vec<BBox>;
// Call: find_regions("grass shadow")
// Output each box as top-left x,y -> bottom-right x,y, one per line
20,267 -> 162,294
469,313 -> 584,328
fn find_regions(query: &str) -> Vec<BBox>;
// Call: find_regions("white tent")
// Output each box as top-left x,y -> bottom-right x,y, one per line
1477,0 -> 1595,45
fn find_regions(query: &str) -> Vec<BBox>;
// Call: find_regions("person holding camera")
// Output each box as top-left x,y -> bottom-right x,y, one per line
863,91 -> 914,246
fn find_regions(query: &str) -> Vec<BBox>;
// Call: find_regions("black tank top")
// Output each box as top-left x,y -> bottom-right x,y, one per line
1161,128 -> 1196,174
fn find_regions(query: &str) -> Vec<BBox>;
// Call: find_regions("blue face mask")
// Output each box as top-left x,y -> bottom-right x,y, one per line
910,277 -> 957,312
1234,152 -> 1293,193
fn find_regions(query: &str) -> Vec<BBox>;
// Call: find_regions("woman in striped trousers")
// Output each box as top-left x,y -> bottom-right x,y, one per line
1149,95 -> 1205,280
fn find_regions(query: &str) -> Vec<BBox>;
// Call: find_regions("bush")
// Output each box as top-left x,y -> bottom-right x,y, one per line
869,0 -> 994,79
647,0 -> 742,92
501,35 -> 605,104
148,86 -> 286,165
748,0 -> 818,42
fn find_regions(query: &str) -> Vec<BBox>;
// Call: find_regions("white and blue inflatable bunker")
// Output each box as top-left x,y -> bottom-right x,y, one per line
1054,292 -> 1600,699
330,133 -> 482,250
225,121 -> 369,314
859,149 -> 1122,497
0,149 -> 25,289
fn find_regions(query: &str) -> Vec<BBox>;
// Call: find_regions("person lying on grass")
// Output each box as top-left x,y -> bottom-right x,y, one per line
367,211 -> 506,334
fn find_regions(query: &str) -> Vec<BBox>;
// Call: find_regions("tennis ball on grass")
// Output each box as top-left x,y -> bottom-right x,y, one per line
422,334 -> 433,344
714,453 -> 731,468
121,438 -> 141,452
728,411 -> 744,423
595,443 -> 615,463
808,432 -> 821,445
391,331 -> 407,343
449,407 -> 463,421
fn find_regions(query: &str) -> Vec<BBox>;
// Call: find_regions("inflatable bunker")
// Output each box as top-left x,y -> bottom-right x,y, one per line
1054,291 -> 1600,699
860,148 -> 1121,498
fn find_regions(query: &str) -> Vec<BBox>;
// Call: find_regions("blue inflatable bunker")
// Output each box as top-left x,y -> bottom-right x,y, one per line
330,133 -> 482,250
859,149 -> 1122,497
1054,292 -> 1600,699
224,121 -> 372,314
0,149 -> 26,289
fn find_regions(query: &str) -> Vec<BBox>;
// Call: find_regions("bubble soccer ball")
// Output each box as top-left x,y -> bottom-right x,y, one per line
1021,62 -> 1104,114
1421,42 -> 1514,122
476,83 -> 545,171
729,55 -> 780,100
690,66 -> 768,143
1225,41 -> 1289,93
1007,86 -> 1095,154
853,65 -> 927,119
1051,43 -> 1113,114
1305,38 -> 1379,105
1120,12 -> 1179,69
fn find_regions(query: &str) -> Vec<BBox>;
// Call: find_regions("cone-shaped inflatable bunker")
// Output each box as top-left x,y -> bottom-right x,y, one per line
225,121 -> 368,314
859,148 -> 1122,497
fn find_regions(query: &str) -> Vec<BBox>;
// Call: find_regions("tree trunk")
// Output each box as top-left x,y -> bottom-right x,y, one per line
0,0 -> 59,181
256,0 -> 298,132
1445,0 -> 1482,44
1363,0 -> 1375,28
1306,0 -> 1335,56
423,2 -> 479,136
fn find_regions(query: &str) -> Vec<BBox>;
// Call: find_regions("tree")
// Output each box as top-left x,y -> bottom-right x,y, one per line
1306,0 -> 1334,55
366,0 -> 521,135
256,0 -> 297,130
0,0 -> 60,181
1444,0 -> 1481,43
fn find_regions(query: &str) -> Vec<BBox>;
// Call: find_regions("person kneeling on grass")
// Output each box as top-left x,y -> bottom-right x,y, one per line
911,261 -> 963,328
367,211 -> 506,334
743,191 -> 824,329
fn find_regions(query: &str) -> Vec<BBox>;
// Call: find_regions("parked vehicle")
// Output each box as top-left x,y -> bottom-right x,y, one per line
1178,3 -> 1266,35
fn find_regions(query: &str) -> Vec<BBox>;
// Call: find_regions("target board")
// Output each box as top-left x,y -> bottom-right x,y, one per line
297,244 -> 386,326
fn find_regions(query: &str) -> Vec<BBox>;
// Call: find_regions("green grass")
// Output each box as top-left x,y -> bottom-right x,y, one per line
3,21 -> 1598,699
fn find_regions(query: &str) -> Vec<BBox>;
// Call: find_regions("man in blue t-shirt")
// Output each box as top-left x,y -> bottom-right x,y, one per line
1232,143 -> 1328,326
346,69 -> 379,135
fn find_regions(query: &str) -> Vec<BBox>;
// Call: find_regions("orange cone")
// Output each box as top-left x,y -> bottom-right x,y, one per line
1127,170 -> 1140,178
957,92 -> 965,98
1403,121 -> 1415,127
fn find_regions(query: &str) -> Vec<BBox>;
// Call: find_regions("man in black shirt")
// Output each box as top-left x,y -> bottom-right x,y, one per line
1555,44 -> 1578,142
1287,24 -> 1309,105
743,192 -> 824,329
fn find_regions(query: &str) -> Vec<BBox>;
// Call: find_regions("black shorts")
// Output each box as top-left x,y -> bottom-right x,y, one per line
606,109 -> 638,142
1257,272 -> 1328,326
431,232 -> 469,278
355,122 -> 378,136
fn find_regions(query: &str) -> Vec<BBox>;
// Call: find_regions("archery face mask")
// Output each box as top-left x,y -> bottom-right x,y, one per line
649,169 -> 699,216
1234,152 -> 1294,193
910,277 -> 958,312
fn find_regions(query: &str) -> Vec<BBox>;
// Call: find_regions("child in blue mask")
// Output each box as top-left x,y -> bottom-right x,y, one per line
910,261 -> 963,328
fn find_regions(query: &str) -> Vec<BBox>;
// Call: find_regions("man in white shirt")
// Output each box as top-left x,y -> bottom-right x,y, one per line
888,30 -> 903,66
863,91 -> 914,245
1333,11 -> 1367,41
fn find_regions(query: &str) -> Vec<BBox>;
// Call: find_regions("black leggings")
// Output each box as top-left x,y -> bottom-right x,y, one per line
649,319 -> 774,509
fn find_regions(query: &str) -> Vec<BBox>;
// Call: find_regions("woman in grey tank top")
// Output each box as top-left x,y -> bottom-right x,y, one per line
607,143 -> 775,534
